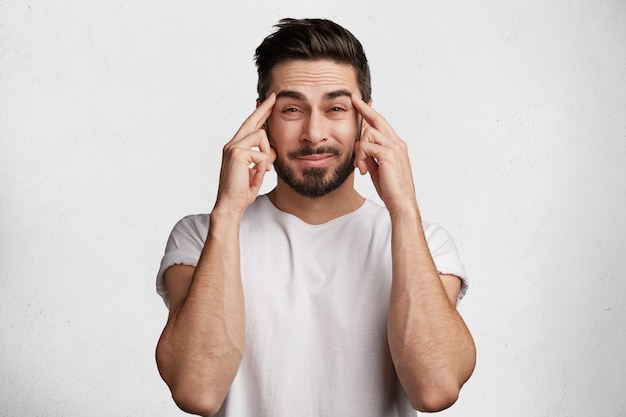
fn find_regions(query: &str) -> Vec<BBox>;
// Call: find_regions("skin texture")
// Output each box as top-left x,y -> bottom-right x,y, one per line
156,59 -> 476,416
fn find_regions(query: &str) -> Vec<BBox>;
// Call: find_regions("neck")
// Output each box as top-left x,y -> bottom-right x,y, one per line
267,174 -> 365,225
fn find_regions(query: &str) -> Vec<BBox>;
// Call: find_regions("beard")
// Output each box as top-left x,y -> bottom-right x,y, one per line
273,145 -> 356,198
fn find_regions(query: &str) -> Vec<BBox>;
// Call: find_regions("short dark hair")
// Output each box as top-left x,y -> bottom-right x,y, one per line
254,18 -> 371,102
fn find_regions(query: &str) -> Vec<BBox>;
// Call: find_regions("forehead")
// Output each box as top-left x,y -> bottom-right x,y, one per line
268,59 -> 359,96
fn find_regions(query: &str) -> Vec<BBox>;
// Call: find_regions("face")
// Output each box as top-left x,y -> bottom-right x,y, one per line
264,59 -> 362,198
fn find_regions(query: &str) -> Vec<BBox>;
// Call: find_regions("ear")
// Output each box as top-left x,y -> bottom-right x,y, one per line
367,98 -> 373,106
256,98 -> 262,108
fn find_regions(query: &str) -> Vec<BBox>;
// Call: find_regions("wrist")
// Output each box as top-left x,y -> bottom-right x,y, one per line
209,205 -> 244,233
388,202 -> 422,224
211,199 -> 247,220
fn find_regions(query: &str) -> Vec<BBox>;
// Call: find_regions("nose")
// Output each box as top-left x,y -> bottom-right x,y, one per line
301,111 -> 328,145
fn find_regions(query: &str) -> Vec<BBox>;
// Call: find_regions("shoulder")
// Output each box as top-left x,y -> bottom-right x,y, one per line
361,198 -> 392,222
173,213 -> 210,233
170,196 -> 269,245
421,222 -> 469,300
422,221 -> 453,246
166,213 -> 210,251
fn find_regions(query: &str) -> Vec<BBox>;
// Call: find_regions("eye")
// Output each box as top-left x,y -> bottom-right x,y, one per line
282,107 -> 299,114
330,106 -> 345,112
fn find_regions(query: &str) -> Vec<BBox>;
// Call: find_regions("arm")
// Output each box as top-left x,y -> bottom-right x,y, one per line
352,95 -> 476,412
155,94 -> 277,416
388,208 -> 475,411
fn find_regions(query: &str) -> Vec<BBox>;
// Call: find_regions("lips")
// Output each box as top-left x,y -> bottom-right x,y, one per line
289,147 -> 339,168
296,153 -> 335,167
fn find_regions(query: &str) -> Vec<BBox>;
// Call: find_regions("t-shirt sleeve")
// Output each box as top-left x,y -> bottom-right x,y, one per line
423,222 -> 469,302
156,215 -> 208,308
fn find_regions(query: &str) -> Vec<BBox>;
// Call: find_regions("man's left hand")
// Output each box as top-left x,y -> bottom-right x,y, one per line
352,94 -> 418,214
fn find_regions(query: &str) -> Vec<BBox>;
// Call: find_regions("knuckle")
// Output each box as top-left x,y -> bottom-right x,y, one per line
230,146 -> 247,159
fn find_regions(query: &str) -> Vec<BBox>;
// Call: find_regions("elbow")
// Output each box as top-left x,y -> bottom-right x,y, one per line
410,347 -> 477,412
170,384 -> 225,417
407,382 -> 461,413
156,348 -> 228,416
157,364 -> 228,417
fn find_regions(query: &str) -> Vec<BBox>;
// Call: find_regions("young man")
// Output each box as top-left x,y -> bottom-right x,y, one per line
156,18 -> 475,417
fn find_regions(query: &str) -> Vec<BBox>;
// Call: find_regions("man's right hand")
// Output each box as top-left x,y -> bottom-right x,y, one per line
214,93 -> 277,215
156,97 -> 278,416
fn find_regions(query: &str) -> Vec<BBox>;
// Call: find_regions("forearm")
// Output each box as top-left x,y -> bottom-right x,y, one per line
387,206 -> 475,412
156,208 -> 245,416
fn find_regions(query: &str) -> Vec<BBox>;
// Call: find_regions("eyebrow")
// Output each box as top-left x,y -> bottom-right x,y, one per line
324,89 -> 352,100
275,89 -> 353,101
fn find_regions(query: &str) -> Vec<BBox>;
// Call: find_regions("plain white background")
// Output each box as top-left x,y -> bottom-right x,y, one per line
1,1 -> 625,415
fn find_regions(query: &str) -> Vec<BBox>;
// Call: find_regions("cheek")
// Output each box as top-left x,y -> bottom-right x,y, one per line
333,119 -> 360,142
268,116 -> 302,144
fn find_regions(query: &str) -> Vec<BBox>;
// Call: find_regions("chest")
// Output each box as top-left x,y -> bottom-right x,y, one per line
239,218 -> 393,338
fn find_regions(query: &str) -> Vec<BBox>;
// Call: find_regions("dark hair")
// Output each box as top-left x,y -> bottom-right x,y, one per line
254,18 -> 371,102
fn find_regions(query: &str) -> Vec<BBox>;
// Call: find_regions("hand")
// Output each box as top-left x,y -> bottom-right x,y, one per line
352,94 -> 418,214
214,93 -> 277,215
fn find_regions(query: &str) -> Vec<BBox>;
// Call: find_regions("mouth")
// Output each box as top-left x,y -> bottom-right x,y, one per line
295,153 -> 335,168
289,147 -> 339,168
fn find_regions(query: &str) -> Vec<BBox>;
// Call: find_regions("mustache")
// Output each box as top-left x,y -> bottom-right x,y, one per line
287,146 -> 341,158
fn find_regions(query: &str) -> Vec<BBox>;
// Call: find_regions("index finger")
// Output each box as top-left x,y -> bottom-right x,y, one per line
232,92 -> 276,143
350,94 -> 394,138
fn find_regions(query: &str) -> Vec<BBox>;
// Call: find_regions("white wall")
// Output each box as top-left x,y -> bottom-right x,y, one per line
1,1 -> 625,415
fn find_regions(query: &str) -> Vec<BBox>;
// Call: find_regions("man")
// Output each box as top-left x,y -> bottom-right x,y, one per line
156,18 -> 475,417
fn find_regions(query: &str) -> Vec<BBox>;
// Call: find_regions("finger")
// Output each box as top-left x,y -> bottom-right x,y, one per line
353,141 -> 368,175
360,122 -> 390,148
248,150 -> 272,186
255,129 -> 276,171
231,93 -> 276,144
354,141 -> 382,195
250,165 -> 265,187
225,128 -> 274,171
259,137 -> 276,171
358,141 -> 386,164
351,94 -> 395,138
354,139 -> 383,174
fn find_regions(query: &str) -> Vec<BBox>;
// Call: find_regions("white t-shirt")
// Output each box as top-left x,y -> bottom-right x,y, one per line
156,195 -> 468,417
